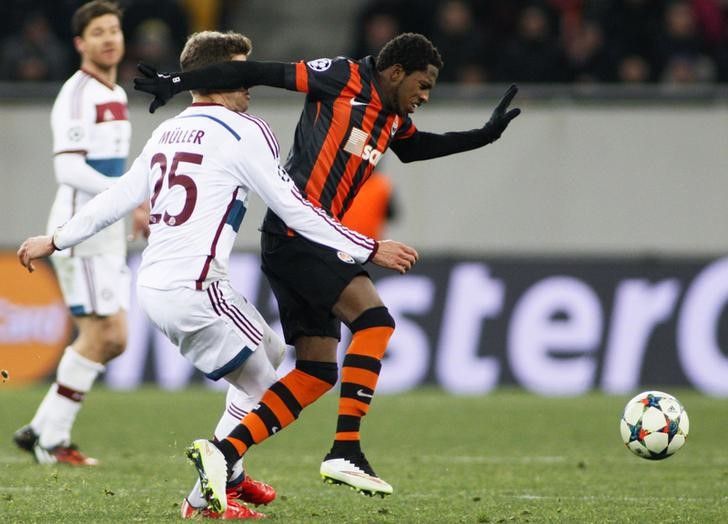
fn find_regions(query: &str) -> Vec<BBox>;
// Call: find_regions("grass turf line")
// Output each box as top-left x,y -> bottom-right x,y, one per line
0,386 -> 726,523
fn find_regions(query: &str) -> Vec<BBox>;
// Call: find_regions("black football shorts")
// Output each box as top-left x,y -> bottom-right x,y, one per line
261,232 -> 369,344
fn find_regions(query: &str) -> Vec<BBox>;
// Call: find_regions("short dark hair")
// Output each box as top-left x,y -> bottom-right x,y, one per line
180,31 -> 252,72
180,31 -> 253,95
375,33 -> 444,74
72,1 -> 123,37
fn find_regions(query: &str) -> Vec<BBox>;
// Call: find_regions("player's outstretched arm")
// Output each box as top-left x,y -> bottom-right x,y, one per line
371,240 -> 419,275
135,61 -> 287,113
482,84 -> 521,143
390,84 -> 521,163
17,235 -> 56,273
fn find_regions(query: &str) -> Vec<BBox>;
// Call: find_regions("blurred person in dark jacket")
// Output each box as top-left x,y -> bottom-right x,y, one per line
0,12 -> 70,81
563,19 -> 617,82
350,2 -> 402,59
652,0 -> 715,80
498,3 -> 566,82
431,0 -> 489,83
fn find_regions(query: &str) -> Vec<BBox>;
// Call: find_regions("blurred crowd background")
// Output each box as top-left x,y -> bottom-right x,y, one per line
3,0 -> 728,86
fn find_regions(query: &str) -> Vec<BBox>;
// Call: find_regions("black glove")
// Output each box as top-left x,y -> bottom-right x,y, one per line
134,62 -> 183,113
482,84 -> 521,143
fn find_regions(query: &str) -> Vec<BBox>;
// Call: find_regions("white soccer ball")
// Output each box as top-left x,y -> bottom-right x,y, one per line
620,390 -> 689,460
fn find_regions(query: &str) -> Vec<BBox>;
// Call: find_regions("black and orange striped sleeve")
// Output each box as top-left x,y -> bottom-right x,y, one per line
392,115 -> 417,141
284,62 -> 310,92
283,57 -> 353,98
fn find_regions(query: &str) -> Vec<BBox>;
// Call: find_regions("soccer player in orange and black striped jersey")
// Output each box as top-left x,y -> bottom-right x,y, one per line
136,32 -> 520,498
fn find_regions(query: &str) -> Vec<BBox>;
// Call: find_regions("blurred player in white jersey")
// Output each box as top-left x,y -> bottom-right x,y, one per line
17,30 -> 417,519
13,1 -> 149,467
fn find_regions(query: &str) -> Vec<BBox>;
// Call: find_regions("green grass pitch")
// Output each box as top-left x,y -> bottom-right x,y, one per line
0,386 -> 726,523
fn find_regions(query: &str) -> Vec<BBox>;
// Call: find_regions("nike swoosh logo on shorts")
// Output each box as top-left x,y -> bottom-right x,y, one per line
357,389 -> 373,399
350,98 -> 368,106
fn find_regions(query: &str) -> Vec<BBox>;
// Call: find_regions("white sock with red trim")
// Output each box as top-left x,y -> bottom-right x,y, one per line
36,346 -> 105,449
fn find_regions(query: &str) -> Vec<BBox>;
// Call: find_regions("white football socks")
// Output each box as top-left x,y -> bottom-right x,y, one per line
33,346 -> 105,449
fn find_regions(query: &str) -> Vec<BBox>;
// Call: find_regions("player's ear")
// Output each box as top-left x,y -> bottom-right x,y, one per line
389,64 -> 405,84
73,35 -> 84,54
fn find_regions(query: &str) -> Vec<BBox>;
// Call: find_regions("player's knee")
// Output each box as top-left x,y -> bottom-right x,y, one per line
350,306 -> 395,333
262,327 -> 287,370
296,360 -> 338,389
100,326 -> 127,360
101,337 -> 126,360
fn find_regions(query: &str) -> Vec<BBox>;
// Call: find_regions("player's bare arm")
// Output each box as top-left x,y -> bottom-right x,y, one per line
17,235 -> 56,273
371,240 -> 418,275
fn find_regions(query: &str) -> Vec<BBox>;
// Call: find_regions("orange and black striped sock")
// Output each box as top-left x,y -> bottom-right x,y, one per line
332,307 -> 395,454
216,360 -> 338,469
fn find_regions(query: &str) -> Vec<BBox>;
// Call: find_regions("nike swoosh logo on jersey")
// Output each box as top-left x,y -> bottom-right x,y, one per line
357,389 -> 373,399
350,98 -> 368,106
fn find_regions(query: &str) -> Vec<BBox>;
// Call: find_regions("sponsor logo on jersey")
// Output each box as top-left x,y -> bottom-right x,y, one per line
95,101 -> 128,123
391,116 -> 399,136
350,98 -> 368,107
361,144 -> 384,166
343,127 -> 369,156
337,251 -> 355,264
343,127 -> 384,166
306,58 -> 332,72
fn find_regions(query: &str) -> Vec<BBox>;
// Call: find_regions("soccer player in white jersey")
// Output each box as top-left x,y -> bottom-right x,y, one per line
12,1 -> 150,467
17,30 -> 418,519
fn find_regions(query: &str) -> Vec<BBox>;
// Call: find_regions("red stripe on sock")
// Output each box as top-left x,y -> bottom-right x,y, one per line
56,383 -> 85,402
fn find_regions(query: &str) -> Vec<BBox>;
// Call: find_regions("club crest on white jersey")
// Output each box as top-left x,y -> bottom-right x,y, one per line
68,126 -> 84,141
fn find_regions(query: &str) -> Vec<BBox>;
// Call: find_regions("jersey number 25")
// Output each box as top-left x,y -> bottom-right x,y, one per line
149,151 -> 202,226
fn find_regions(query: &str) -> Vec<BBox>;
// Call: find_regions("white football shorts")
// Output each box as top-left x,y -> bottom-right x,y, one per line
51,254 -> 130,317
137,280 -> 275,380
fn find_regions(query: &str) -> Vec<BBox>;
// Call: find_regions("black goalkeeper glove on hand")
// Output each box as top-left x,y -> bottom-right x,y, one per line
134,62 -> 183,113
482,84 -> 521,143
